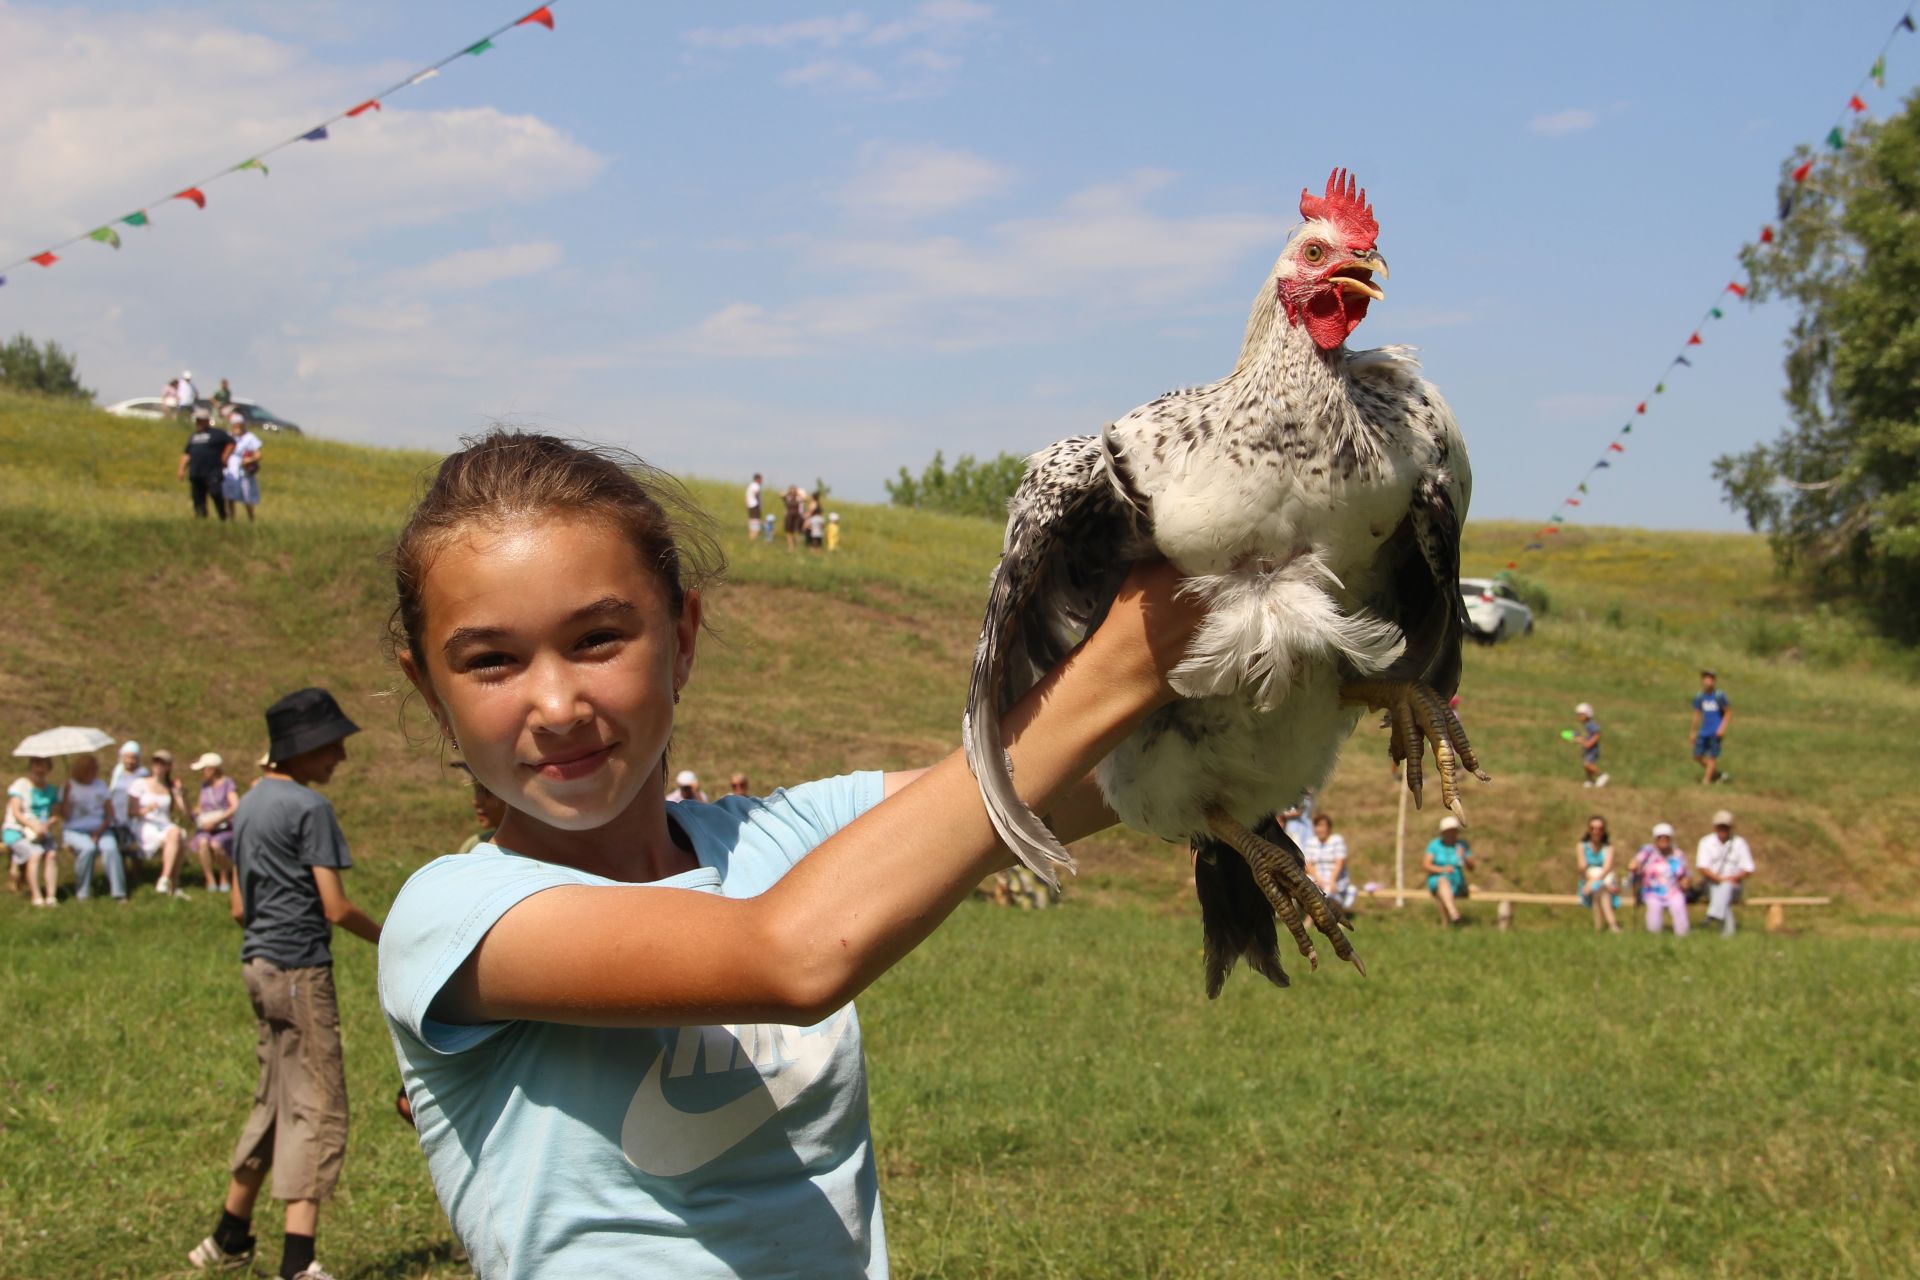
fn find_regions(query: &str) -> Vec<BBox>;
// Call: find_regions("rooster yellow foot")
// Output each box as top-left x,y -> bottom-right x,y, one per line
1341,679 -> 1490,817
1205,811 -> 1364,977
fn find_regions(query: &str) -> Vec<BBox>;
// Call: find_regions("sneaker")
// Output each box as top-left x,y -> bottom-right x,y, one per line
292,1263 -> 337,1280
1595,773 -> 1610,789
1582,780 -> 1593,788
187,1234 -> 254,1271
156,876 -> 172,896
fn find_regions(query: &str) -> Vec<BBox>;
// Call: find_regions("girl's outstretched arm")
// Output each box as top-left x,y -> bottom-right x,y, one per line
439,561 -> 1197,1030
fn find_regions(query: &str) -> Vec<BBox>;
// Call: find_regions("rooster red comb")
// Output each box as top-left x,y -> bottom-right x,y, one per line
1299,168 -> 1378,250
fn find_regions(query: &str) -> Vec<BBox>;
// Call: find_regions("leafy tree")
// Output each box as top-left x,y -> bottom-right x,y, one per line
885,449 -> 1028,518
1718,94 -> 1920,639
0,333 -> 92,400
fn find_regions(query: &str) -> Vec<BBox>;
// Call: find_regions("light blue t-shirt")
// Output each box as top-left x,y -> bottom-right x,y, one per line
380,772 -> 889,1279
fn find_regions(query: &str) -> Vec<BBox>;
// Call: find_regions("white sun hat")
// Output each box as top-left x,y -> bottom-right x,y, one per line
189,752 -> 224,771
675,769 -> 699,788
1438,815 -> 1463,833
1574,702 -> 1594,716
1651,822 -> 1675,838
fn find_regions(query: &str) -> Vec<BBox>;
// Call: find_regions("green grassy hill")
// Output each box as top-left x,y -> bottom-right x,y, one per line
3,388 -> 1917,1278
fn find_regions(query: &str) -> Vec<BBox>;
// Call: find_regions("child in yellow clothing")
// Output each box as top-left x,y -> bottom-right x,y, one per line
826,512 -> 841,552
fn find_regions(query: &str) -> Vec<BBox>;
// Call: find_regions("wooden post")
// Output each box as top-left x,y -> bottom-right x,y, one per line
1394,772 -> 1409,910
1765,902 -> 1788,933
1497,899 -> 1515,932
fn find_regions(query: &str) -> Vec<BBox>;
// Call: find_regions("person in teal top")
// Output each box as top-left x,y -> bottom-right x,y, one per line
1575,814 -> 1622,933
374,431 -> 1205,1277
1423,815 -> 1473,926
6,756 -> 62,907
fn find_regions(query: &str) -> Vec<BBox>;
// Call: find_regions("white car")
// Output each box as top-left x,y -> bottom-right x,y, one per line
105,395 -> 304,435
1460,577 -> 1533,644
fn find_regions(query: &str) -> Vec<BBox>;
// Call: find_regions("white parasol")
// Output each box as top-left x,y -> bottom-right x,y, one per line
12,726 -> 117,758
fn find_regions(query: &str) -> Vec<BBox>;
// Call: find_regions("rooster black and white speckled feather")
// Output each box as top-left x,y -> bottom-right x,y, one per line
964,170 -> 1488,994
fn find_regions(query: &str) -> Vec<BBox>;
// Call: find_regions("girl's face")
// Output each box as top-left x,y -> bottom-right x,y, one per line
1587,819 -> 1605,841
27,758 -> 51,784
1313,818 -> 1331,839
407,515 -> 700,833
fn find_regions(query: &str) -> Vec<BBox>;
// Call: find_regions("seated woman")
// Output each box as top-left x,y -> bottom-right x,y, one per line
1300,812 -> 1356,918
128,749 -> 189,897
1575,814 -> 1622,934
189,752 -> 239,893
62,752 -> 127,902
6,756 -> 61,907
1630,822 -> 1690,936
1424,815 -> 1473,926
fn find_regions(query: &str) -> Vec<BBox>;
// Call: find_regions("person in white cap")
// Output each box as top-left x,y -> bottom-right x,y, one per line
1630,823 -> 1690,935
189,752 -> 239,894
176,369 -> 198,421
665,769 -> 708,804
1571,702 -> 1607,788
1695,810 -> 1754,936
1423,815 -> 1474,926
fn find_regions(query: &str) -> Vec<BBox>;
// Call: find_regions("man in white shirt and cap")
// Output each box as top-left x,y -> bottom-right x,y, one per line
176,369 -> 198,422
1695,809 -> 1755,936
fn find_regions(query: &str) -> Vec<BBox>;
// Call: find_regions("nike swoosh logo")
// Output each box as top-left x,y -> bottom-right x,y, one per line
619,1007 -> 853,1178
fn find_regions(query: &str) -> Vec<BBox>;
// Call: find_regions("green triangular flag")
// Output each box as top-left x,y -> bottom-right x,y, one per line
1710,307 -> 1724,319
1551,514 -> 1565,523
237,157 -> 269,176
1873,55 -> 1886,88
1577,483 -> 1588,494
122,211 -> 149,228
1622,423 -> 1633,434
466,38 -> 494,55
1656,382 -> 1665,394
1827,127 -> 1846,151
89,226 -> 121,249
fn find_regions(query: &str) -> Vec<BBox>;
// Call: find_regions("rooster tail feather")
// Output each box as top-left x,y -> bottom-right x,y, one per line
1168,553 -> 1405,706
963,703 -> 1076,888
1193,835 -> 1287,998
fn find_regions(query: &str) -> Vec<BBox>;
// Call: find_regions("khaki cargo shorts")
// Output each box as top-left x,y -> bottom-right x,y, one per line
230,958 -> 349,1201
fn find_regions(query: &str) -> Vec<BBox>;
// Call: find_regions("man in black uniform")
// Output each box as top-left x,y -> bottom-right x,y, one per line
177,406 -> 235,520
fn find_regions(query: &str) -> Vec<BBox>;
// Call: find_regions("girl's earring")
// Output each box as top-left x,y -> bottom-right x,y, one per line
672,689 -> 681,705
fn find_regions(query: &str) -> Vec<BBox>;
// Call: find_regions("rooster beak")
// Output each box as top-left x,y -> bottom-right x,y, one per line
1333,249 -> 1388,302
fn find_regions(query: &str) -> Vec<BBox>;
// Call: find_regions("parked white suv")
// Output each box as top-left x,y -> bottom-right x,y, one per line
1460,577 -> 1533,644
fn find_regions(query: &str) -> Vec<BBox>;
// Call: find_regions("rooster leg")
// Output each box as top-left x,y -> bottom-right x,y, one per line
1342,679 -> 1491,816
1204,811 -> 1364,976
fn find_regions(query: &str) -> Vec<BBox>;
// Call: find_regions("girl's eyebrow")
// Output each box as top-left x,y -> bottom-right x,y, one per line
441,596 -> 639,656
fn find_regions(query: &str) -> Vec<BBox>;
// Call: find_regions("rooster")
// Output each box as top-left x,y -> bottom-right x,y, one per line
965,169 -> 1486,995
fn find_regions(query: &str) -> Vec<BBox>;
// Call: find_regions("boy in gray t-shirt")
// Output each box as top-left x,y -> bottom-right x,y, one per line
187,688 -> 382,1280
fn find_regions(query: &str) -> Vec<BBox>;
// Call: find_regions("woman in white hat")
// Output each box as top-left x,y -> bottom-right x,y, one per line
1423,815 -> 1474,926
666,769 -> 708,804
1629,823 -> 1690,935
190,752 -> 239,893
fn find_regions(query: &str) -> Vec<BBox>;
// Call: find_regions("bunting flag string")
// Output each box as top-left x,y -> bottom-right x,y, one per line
1507,5 -> 1918,574
0,3 -> 559,283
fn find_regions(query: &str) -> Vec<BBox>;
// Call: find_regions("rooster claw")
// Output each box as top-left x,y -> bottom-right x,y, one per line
1343,679 -> 1490,815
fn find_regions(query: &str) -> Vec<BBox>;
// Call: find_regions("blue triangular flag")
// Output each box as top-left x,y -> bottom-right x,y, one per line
1779,191 -> 1796,221
301,126 -> 329,142
1903,14 -> 1916,31
1674,355 -> 1692,367
1596,459 -> 1611,469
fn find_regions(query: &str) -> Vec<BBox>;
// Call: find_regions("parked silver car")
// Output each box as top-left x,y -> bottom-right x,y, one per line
1460,577 -> 1534,643
104,396 -> 304,435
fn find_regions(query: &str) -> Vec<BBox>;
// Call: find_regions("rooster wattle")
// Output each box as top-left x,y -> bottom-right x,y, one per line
964,169 -> 1488,995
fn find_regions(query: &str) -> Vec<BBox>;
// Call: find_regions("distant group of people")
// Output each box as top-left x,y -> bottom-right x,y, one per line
1566,669 -> 1734,788
745,472 -> 840,551
173,373 -> 265,523
1419,809 -> 1756,936
7,739 -> 252,904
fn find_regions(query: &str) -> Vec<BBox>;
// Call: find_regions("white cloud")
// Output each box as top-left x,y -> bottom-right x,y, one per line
835,143 -> 1011,219
679,168 -> 1288,358
1529,107 -> 1600,138
681,3 -> 993,97
389,241 -> 565,292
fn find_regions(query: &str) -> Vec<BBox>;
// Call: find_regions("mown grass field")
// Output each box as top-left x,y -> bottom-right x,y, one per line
2,388 -> 1917,1277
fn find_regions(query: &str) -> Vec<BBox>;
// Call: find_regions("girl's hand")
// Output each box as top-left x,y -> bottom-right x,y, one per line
1080,560 -> 1206,708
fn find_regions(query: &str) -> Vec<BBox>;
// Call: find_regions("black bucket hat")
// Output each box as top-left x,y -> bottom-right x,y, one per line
265,687 -> 361,764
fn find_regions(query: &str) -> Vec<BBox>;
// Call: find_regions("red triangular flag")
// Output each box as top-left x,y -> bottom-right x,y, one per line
1791,160 -> 1813,183
1726,281 -> 1748,298
347,98 -> 381,117
1688,332 -> 1702,345
1505,561 -> 1517,570
1636,402 -> 1647,414
1566,498 -> 1582,506
1545,527 -> 1561,535
1609,442 -> 1626,453
1850,94 -> 1868,112
174,187 -> 207,209
31,251 -> 58,266
1760,225 -> 1775,244
517,5 -> 555,28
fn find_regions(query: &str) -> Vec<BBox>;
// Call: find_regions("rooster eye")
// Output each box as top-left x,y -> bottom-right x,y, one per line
1303,243 -> 1324,264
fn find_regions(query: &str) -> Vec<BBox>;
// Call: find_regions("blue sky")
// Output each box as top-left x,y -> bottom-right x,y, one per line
5,1 -> 1917,532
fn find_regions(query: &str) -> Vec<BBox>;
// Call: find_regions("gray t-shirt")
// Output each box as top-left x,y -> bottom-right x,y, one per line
233,778 -> 352,969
